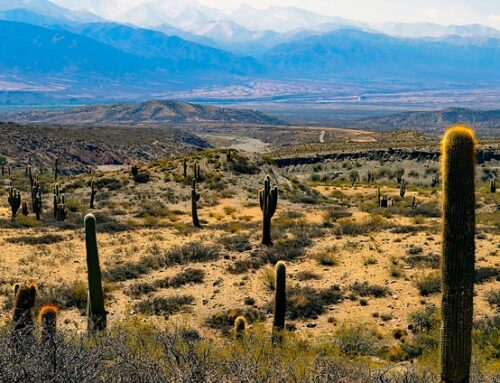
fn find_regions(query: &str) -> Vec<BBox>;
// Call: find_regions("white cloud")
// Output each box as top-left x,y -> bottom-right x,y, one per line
489,14 -> 500,21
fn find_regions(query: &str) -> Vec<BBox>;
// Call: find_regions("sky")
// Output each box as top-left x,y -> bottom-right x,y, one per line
53,0 -> 500,28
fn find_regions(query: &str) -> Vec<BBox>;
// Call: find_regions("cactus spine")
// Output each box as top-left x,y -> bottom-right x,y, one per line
90,179 -> 97,209
191,178 -> 201,228
234,315 -> 246,340
12,284 -> 36,342
8,181 -> 22,221
273,261 -> 286,340
259,176 -> 278,246
38,304 -> 57,346
440,126 -> 475,383
85,214 -> 107,332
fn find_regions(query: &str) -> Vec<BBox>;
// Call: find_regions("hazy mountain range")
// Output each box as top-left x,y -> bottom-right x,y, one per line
2,0 -> 500,104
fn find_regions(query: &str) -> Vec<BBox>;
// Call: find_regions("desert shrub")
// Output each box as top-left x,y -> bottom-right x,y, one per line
133,171 -> 150,183
404,252 -> 440,269
127,269 -> 205,298
296,271 -> 321,281
333,325 -> 382,357
334,215 -> 389,236
5,233 -> 65,245
104,242 -> 220,282
135,295 -> 194,316
227,257 -> 263,274
407,245 -> 423,255
288,285 -> 343,319
226,154 -> 259,175
323,208 -> 353,222
414,272 -> 441,296
254,237 -> 310,265
220,234 -> 252,252
408,305 -> 439,332
310,247 -> 339,266
206,308 -> 261,333
95,177 -> 123,190
473,315 -> 500,360
486,290 -> 500,311
13,215 -> 39,228
349,282 -> 389,298
476,267 -> 500,283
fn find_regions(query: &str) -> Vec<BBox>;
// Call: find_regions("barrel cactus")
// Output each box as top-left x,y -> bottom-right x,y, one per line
38,304 -> 58,346
234,315 -> 246,340
440,126 -> 476,383
12,284 -> 36,343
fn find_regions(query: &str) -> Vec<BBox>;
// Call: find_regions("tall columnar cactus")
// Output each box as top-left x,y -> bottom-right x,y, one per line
259,176 -> 278,246
12,284 -> 36,342
191,178 -> 201,228
53,185 -> 67,221
85,214 -> 107,332
412,195 -> 417,211
38,304 -> 57,346
183,158 -> 188,178
440,126 -> 476,383
90,179 -> 97,209
33,183 -> 42,221
234,315 -> 246,340
8,181 -> 22,221
490,177 -> 496,193
400,179 -> 407,198
376,187 -> 381,207
273,261 -> 286,342
54,158 -> 58,180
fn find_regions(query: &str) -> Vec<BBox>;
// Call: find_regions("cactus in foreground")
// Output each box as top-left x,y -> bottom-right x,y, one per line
12,284 -> 36,342
85,214 -> 107,332
38,304 -> 57,346
90,179 -> 97,209
191,178 -> 201,228
259,176 -> 278,246
234,316 -> 246,340
8,182 -> 22,220
440,126 -> 476,383
273,261 -> 286,341
490,178 -> 496,193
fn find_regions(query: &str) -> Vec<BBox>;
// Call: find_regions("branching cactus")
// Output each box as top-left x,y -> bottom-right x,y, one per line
191,178 -> 201,228
85,214 -> 107,332
53,185 -> 67,221
234,316 -> 246,340
273,261 -> 286,342
259,176 -> 278,246
440,126 -> 476,383
12,284 -> 36,343
38,304 -> 57,346
90,179 -> 97,209
8,181 -> 22,221
33,182 -> 42,221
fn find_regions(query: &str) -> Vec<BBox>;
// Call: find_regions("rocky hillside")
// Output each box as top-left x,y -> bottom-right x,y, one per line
0,122 -> 209,174
0,100 -> 285,126
353,108 -> 500,136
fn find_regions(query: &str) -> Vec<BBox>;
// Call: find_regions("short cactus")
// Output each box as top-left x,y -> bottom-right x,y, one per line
85,214 -> 107,332
259,176 -> 278,246
131,165 -> 139,177
440,126 -> 476,383
21,201 -> 28,216
273,261 -> 286,338
234,316 -> 246,340
191,178 -> 201,228
8,181 -> 22,221
490,177 -> 496,193
12,284 -> 36,342
38,304 -> 58,346
380,195 -> 388,208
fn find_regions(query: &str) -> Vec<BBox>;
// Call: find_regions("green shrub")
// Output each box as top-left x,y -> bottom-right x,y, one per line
288,285 -> 343,319
415,273 -> 441,296
349,282 -> 389,298
135,295 -> 194,316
